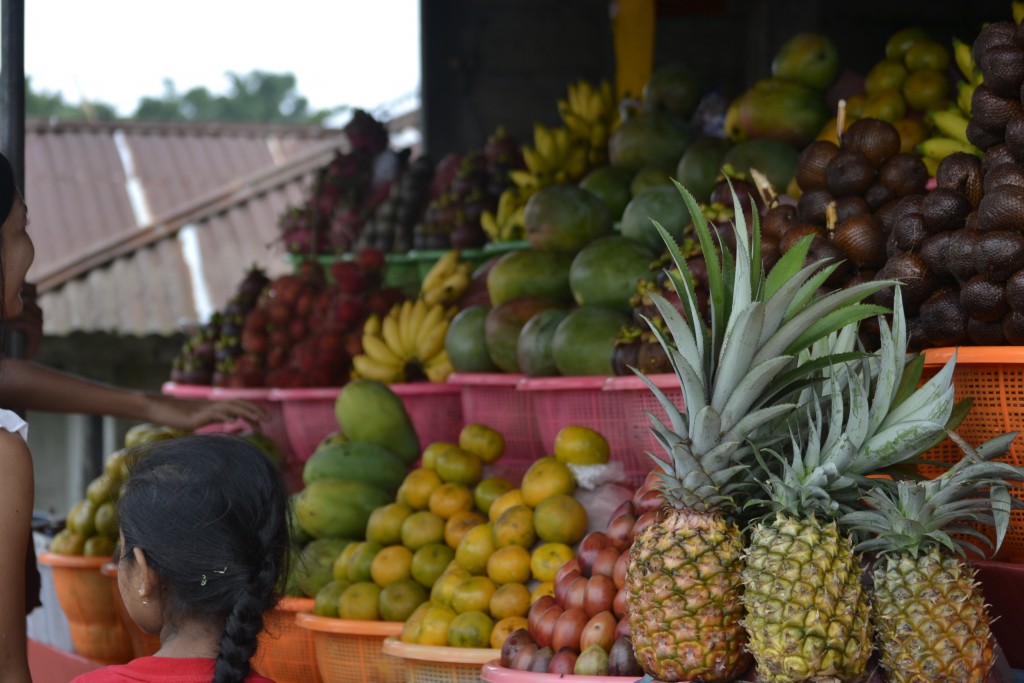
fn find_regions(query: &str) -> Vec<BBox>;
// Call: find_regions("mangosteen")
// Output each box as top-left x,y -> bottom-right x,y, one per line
612,340 -> 642,376
842,118 -> 901,167
920,188 -> 973,234
825,150 -> 875,198
637,341 -> 673,375
960,275 -> 1008,322
832,214 -> 886,268
879,154 -> 929,197
919,287 -> 970,348
795,140 -> 840,191
936,152 -> 984,208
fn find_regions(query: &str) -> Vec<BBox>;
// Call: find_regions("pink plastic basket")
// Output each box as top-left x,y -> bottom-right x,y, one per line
604,373 -> 684,460
520,375 -> 682,486
480,660 -> 640,682
391,382 -> 465,448
161,383 -> 297,490
270,388 -> 341,464
448,373 -> 542,484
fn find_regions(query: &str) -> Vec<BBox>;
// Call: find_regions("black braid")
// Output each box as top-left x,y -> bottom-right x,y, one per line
212,554 -> 278,683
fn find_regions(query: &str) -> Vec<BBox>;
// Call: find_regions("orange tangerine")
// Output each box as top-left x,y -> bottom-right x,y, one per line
553,425 -> 610,465
444,510 -> 487,549
447,610 -> 494,648
370,545 -> 414,587
458,423 -> 505,464
489,583 -> 531,620
418,603 -> 457,646
339,582 -> 381,621
454,522 -> 495,575
401,511 -> 446,551
490,616 -> 529,650
451,576 -> 498,614
474,477 -> 515,516
530,542 -> 575,582
521,457 -> 575,507
379,579 -> 428,622
488,489 -> 526,522
346,541 -> 383,583
401,601 -> 432,643
486,545 -> 532,586
421,441 -> 458,470
397,468 -> 443,511
431,566 -> 471,607
492,505 -> 536,549
434,447 -> 484,487
428,482 -> 475,520
531,581 -> 555,603
366,502 -> 413,546
411,543 -> 455,589
533,495 -> 588,545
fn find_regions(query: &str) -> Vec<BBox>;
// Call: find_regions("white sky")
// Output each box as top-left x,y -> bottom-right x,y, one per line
24,0 -> 421,120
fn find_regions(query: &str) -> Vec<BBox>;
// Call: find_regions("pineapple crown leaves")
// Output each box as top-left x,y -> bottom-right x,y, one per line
843,432 -> 1024,559
636,179 -> 899,509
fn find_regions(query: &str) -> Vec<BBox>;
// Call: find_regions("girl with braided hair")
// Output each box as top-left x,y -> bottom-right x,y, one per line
73,434 -> 289,683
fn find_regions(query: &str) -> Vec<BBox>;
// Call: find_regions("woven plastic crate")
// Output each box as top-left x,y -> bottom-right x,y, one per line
520,376 -> 675,486
381,637 -> 497,683
391,382 -> 465,447
270,388 -> 341,463
297,614 -> 404,683
917,347 -> 1024,561
448,373 -> 541,483
252,597 -> 322,683
100,563 -> 160,658
604,373 -> 684,465
37,553 -> 133,664
480,660 -> 640,682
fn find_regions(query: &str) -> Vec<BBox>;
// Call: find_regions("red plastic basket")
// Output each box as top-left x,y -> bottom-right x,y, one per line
917,347 -> 1024,561
297,614 -> 405,683
252,597 -> 322,683
448,373 -> 542,483
391,382 -> 465,448
519,375 -> 681,486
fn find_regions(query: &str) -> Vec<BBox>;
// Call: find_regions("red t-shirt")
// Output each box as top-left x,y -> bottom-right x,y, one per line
72,657 -> 275,682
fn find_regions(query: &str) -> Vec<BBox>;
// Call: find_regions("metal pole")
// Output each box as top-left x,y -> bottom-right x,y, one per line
1,0 -> 27,363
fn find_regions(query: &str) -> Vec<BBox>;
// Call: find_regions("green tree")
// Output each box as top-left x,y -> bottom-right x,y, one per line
132,71 -> 339,124
25,77 -> 118,121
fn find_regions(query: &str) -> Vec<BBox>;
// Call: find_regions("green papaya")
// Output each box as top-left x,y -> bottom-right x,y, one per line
334,380 -> 420,465
302,441 -> 408,493
295,478 -> 392,539
295,538 -> 353,597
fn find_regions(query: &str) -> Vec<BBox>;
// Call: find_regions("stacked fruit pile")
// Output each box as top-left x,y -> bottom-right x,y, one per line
358,154 -> 434,254
497,473 -> 662,676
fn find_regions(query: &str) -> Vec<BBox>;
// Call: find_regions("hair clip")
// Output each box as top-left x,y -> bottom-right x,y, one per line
201,574 -> 207,586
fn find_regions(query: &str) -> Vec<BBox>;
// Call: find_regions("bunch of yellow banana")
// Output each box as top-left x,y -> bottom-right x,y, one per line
952,37 -> 983,115
508,123 -> 589,193
917,104 -> 982,175
420,250 -> 474,306
481,188 -> 529,242
557,79 -> 620,168
351,299 -> 456,384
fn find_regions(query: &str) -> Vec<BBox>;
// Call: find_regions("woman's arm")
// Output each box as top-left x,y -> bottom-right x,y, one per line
0,430 -> 33,683
0,359 -> 268,430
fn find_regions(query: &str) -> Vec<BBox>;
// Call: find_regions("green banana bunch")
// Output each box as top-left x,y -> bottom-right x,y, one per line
508,123 -> 589,192
481,188 -> 529,242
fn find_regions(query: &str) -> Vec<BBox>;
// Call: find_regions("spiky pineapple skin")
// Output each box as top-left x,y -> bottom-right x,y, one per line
625,507 -> 751,683
871,548 -> 994,683
741,514 -> 871,682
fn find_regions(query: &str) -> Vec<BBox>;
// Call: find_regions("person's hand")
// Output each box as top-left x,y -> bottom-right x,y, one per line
5,283 -> 42,358
144,395 -> 270,431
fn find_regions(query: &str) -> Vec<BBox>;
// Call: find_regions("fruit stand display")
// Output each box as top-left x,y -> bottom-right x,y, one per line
37,5 -> 1024,683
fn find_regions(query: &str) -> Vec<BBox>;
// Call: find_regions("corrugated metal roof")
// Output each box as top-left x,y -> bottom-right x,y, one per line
30,115 -> 420,337
37,139 -> 336,336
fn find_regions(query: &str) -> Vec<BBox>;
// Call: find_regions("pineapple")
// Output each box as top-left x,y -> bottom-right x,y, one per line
741,292 -> 958,682
624,182 -> 894,682
844,440 -> 1021,683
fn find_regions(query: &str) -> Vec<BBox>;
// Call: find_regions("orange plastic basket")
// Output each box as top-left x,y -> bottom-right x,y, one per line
381,636 -> 498,683
448,373 -> 542,483
480,660 -> 640,682
296,614 -> 405,683
100,563 -> 160,658
37,553 -> 133,664
918,347 -> 1024,561
252,597 -> 322,683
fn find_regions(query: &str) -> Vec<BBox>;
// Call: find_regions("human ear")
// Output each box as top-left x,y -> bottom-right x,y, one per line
133,547 -> 159,600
